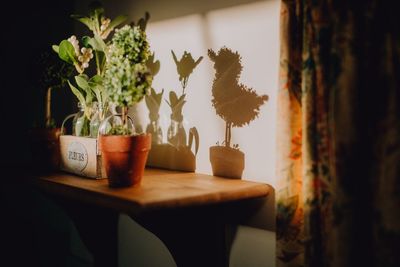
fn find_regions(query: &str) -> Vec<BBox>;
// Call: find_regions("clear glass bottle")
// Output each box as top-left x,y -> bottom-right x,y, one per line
99,113 -> 135,136
73,102 -> 91,137
167,119 -> 186,147
89,102 -> 101,138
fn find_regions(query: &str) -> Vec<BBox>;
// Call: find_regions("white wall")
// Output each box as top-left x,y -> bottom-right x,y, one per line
75,0 -> 280,266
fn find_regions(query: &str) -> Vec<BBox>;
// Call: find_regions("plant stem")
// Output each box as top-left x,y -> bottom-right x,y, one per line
122,106 -> 128,134
95,51 -> 101,75
45,87 -> 52,128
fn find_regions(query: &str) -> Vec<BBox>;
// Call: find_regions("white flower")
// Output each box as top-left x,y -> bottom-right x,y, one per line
68,35 -> 80,56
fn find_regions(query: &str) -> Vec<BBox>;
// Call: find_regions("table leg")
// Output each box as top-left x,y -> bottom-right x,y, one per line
134,206 -> 231,267
56,198 -> 119,267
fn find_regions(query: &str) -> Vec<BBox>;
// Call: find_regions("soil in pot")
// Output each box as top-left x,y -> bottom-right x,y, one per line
99,134 -> 151,187
28,128 -> 61,172
209,146 -> 245,179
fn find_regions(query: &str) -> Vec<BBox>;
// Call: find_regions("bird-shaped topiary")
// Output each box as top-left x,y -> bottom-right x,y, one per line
208,47 -> 268,148
208,47 -> 268,179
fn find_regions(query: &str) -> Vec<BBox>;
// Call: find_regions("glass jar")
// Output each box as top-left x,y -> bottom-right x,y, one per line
99,113 -> 135,136
89,102 -> 102,138
73,102 -> 91,137
167,119 -> 186,147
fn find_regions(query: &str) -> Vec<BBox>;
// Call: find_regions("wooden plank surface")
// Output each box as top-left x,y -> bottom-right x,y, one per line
33,168 -> 271,214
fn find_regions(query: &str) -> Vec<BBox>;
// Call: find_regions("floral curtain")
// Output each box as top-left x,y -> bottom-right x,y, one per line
276,0 -> 400,266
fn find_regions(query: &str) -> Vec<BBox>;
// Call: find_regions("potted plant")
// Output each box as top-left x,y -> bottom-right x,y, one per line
208,47 -> 268,179
30,52 -> 74,171
52,3 -> 127,137
99,24 -> 153,187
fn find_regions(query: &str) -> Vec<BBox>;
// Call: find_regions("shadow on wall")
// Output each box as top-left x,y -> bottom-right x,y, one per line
208,47 -> 268,179
145,50 -> 202,172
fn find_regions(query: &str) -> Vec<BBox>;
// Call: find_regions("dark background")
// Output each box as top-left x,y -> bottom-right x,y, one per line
1,1 -> 78,266
2,0 -> 76,167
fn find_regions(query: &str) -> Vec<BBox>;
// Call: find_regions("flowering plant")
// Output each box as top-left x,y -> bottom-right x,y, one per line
103,24 -> 153,135
52,4 -> 126,135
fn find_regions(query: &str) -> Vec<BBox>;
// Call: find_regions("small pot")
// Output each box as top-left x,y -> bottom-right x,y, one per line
209,146 -> 245,179
28,128 -> 61,172
99,134 -> 152,187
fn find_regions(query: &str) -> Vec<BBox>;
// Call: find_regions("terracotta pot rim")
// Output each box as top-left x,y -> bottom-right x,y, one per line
99,133 -> 152,153
100,133 -> 151,137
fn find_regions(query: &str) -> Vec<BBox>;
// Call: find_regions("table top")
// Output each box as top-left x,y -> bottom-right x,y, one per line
33,168 -> 271,214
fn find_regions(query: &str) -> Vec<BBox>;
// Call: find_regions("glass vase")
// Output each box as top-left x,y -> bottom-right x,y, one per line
89,102 -> 103,138
73,102 -> 91,137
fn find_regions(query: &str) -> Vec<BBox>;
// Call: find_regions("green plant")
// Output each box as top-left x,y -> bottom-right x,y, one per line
38,52 -> 75,128
52,3 -> 127,132
103,25 -> 152,135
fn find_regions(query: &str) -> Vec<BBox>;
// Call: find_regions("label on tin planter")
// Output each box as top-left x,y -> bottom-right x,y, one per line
59,135 -> 104,179
66,141 -> 88,172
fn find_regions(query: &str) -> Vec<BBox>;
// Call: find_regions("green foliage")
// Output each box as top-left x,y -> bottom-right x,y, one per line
111,25 -> 149,64
39,51 -> 74,89
71,4 -> 127,40
104,58 -> 152,107
103,25 -> 152,108
52,2 -> 129,123
58,40 -> 77,64
106,124 -> 132,135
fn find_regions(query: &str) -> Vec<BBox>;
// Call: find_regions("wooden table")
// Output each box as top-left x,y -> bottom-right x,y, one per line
32,169 -> 271,267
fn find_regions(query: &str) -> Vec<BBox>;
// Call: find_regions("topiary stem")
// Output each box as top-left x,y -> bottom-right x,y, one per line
45,86 -> 52,128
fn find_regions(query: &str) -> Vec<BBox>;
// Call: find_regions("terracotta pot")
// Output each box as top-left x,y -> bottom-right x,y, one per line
28,128 -> 61,172
209,146 -> 245,179
99,134 -> 152,187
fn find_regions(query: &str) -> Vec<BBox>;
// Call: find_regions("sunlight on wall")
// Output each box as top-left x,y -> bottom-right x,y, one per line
143,0 -> 280,186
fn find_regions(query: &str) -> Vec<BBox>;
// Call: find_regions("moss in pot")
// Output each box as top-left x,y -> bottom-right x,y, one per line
99,25 -> 153,187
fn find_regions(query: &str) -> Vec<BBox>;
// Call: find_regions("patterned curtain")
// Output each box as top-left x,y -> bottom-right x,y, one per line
276,0 -> 400,267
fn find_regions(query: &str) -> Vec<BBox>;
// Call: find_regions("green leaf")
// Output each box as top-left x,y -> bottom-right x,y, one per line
88,35 -> 106,52
58,40 -> 77,64
71,15 -> 93,31
89,75 -> 104,104
75,75 -> 90,92
90,74 -> 102,84
75,75 -> 93,104
81,36 -> 91,48
52,45 -> 59,54
68,81 -> 85,106
91,84 -> 103,104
